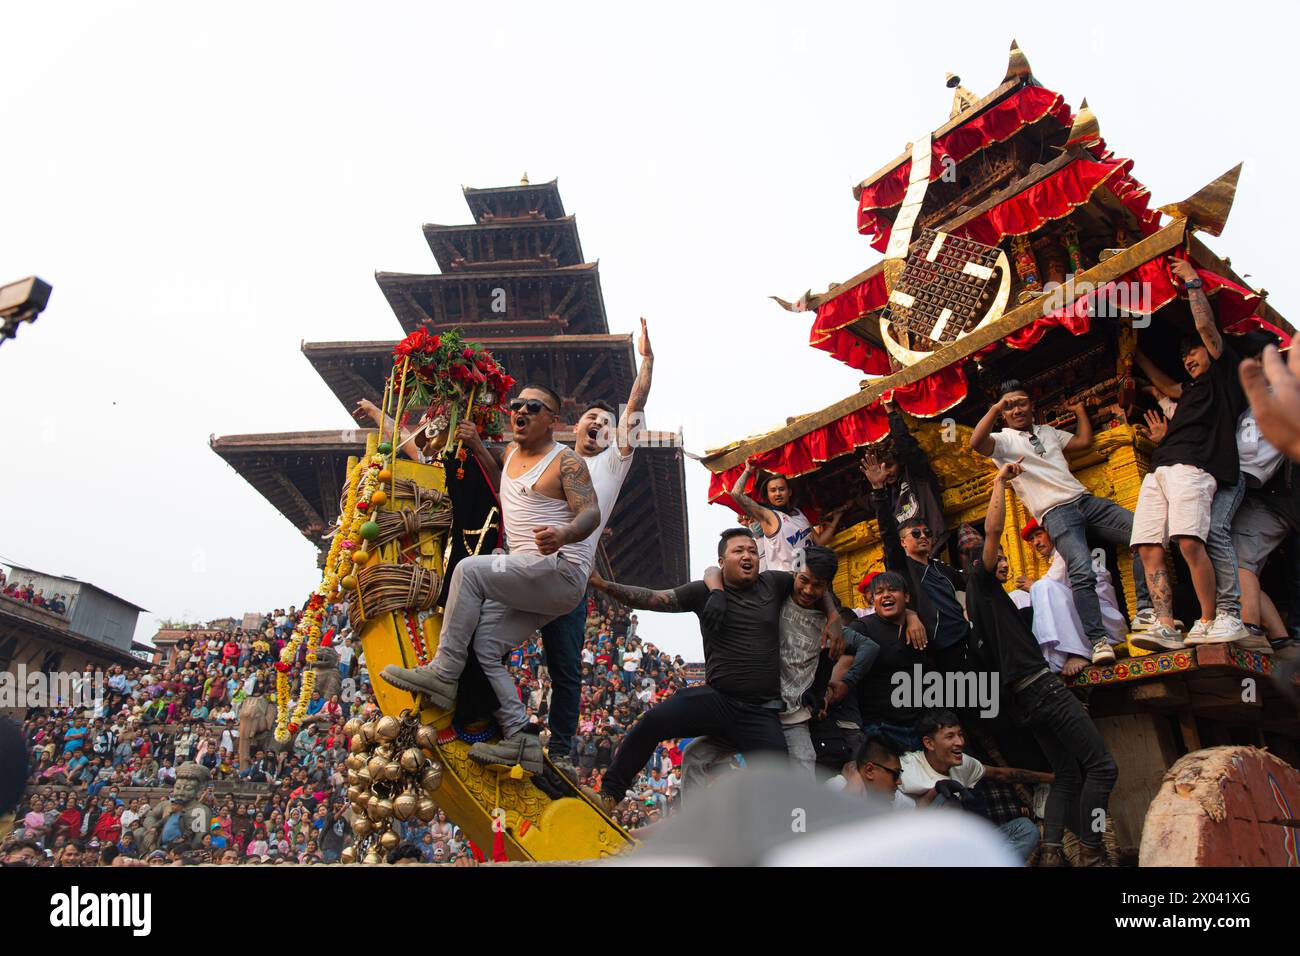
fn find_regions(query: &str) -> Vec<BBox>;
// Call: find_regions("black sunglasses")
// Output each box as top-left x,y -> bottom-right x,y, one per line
509,398 -> 556,415
867,761 -> 903,783
905,528 -> 932,540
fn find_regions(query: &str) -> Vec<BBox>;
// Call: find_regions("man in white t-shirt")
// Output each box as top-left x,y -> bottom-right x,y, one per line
901,710 -> 1050,863
538,319 -> 655,778
971,381 -> 1153,663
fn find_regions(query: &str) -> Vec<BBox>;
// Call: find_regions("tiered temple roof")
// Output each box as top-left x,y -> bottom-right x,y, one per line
212,179 -> 689,589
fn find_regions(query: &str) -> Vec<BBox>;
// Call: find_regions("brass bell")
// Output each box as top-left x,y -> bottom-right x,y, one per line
392,793 -> 418,821
345,752 -> 366,772
352,816 -> 373,837
350,801 -> 367,818
368,798 -> 394,821
415,725 -> 439,752
346,785 -> 364,804
399,747 -> 424,773
345,770 -> 359,788
379,830 -> 400,851
349,735 -> 368,754
416,797 -> 438,822
343,717 -> 363,738
374,743 -> 394,760
363,849 -> 381,866
383,761 -> 403,782
420,762 -> 443,794
355,767 -> 372,788
367,755 -> 388,780
375,715 -> 401,742
340,846 -> 356,865
360,722 -> 377,743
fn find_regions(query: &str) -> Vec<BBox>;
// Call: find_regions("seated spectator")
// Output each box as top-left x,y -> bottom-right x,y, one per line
900,710 -> 1050,863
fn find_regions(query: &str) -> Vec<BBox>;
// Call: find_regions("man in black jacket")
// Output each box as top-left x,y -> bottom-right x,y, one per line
863,450 -> 969,673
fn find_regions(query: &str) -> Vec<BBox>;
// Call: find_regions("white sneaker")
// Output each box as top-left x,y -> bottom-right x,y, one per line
1130,625 -> 1186,652
1091,640 -> 1116,665
1131,609 -> 1184,632
1185,619 -> 1213,644
1203,613 -> 1248,644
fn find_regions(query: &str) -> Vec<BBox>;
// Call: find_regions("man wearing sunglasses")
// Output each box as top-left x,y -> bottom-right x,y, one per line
970,380 -> 1154,664
382,383 -> 601,776
825,735 -> 914,809
863,452 -> 969,674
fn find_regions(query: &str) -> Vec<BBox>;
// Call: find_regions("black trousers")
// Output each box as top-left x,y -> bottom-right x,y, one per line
601,685 -> 787,799
1015,675 -> 1118,848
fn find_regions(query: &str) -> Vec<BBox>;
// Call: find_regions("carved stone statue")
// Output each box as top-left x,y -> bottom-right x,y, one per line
136,762 -> 213,854
311,644 -> 342,703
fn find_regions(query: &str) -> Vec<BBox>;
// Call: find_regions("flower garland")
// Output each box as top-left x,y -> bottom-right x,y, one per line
391,326 -> 513,445
274,451 -> 388,742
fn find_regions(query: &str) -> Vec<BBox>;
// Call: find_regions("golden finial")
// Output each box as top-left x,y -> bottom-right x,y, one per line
1158,164 -> 1244,237
947,73 -> 979,119
520,172 -> 529,185
1003,39 -> 1033,83
1063,97 -> 1101,149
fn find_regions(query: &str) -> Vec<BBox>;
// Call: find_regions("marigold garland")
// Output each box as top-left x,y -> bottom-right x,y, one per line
274,452 -> 385,742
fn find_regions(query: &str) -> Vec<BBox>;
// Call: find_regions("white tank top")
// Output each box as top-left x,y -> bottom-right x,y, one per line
763,508 -> 813,573
501,443 -> 578,563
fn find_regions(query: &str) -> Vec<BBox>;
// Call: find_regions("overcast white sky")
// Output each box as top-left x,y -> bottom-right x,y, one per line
2,1 -> 1297,661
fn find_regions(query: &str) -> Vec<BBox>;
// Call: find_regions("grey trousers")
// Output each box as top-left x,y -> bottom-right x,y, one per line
430,551 -> 586,737
681,721 -> 815,795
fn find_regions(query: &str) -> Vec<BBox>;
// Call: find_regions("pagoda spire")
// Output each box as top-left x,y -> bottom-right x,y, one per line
1003,38 -> 1033,83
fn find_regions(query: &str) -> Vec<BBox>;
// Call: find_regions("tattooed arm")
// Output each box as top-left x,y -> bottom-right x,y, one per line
533,449 -> 601,555
730,462 -> 780,537
618,318 -> 654,458
981,764 -> 1054,785
588,572 -> 686,612
1172,258 -> 1222,359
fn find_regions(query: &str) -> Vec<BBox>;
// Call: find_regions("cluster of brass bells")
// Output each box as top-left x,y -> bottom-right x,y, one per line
341,710 -> 443,864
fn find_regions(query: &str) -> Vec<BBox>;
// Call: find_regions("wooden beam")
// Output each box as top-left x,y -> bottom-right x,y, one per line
706,218 -> 1189,473
271,471 -> 325,530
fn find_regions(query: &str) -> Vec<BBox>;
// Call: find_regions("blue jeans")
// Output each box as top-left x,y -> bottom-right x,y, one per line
1206,478 -> 1245,619
999,816 -> 1041,862
1041,494 -> 1151,645
538,600 -> 587,759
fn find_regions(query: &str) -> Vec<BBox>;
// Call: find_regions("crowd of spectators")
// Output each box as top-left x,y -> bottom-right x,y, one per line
1,569 -> 70,617
2,591 -> 698,866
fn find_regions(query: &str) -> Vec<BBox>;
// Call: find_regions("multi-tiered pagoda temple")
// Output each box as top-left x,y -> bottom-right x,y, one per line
212,178 -> 688,589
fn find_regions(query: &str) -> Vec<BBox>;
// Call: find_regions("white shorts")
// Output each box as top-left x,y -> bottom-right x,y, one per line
1130,464 -> 1217,547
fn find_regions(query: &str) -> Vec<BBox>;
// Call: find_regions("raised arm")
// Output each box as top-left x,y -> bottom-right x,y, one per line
863,452 -> 908,574
1135,349 -> 1183,401
589,569 -> 686,613
1171,258 -> 1222,359
1062,399 -> 1093,453
969,396 -> 1009,458
617,318 -> 654,458
730,462 -> 779,536
983,459 -> 1023,570
353,398 -> 423,461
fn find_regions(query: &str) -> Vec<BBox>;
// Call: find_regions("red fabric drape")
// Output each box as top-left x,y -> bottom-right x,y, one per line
706,365 -> 968,514
857,86 -> 1072,242
808,270 -> 891,375
951,158 -> 1130,246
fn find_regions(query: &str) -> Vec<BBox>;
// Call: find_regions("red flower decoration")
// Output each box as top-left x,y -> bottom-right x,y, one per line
274,662 -> 292,673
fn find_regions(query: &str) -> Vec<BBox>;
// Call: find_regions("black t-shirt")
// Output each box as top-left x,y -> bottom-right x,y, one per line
849,614 -> 929,725
1150,341 -> 1246,486
963,559 -> 1049,689
672,571 -> 793,705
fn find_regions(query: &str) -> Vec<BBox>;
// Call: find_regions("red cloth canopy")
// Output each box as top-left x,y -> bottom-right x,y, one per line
857,85 -> 1072,244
